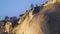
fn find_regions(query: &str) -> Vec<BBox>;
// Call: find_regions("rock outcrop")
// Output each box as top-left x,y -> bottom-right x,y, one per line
10,0 -> 60,34
0,0 -> 60,34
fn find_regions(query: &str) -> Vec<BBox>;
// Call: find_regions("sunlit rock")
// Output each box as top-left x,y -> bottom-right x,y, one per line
8,0 -> 60,34
5,21 -> 12,33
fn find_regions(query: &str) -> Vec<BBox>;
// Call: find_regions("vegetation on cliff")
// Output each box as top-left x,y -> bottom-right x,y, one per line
0,0 -> 60,34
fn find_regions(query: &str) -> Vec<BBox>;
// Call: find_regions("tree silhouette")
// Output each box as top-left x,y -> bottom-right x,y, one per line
30,3 -> 34,10
3,16 -> 9,26
10,17 -> 13,22
12,16 -> 18,27
4,16 -> 9,22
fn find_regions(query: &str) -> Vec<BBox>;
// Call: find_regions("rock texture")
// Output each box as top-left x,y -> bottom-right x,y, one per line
0,0 -> 60,34
10,0 -> 60,34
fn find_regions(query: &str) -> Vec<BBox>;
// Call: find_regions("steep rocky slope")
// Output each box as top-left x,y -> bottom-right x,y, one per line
10,0 -> 60,34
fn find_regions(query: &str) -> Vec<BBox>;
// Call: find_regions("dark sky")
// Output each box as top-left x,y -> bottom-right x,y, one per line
0,0 -> 48,20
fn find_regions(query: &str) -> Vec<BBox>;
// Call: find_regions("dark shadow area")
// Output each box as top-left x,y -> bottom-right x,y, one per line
32,5 -> 43,15
3,32 -> 8,34
48,3 -> 60,34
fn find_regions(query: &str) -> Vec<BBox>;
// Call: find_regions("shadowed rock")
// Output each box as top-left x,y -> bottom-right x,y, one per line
9,0 -> 60,34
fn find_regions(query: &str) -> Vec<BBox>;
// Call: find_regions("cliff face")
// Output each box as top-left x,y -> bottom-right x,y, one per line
11,0 -> 60,34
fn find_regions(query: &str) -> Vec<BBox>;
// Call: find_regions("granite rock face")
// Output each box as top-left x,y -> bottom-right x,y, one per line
1,0 -> 60,34
10,0 -> 60,34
